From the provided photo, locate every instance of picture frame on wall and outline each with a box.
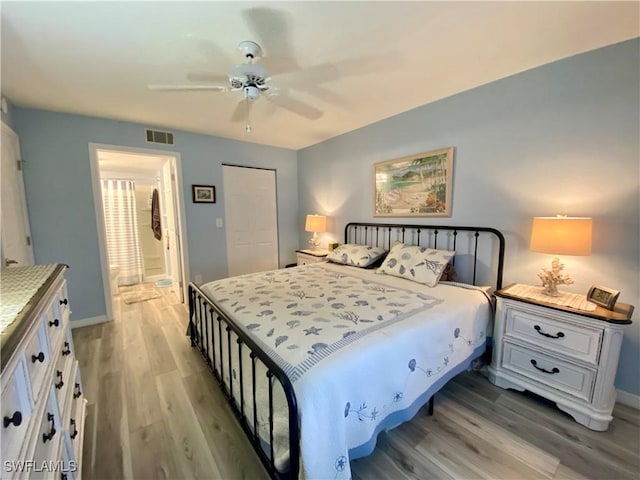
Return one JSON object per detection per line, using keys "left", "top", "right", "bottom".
{"left": 192, "top": 185, "right": 216, "bottom": 204}
{"left": 374, "top": 147, "right": 454, "bottom": 217}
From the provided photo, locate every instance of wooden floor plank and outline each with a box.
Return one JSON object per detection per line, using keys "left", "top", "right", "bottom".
{"left": 92, "top": 370, "right": 126, "bottom": 479}
{"left": 155, "top": 369, "right": 224, "bottom": 479}
{"left": 129, "top": 421, "right": 180, "bottom": 480}
{"left": 183, "top": 370, "right": 268, "bottom": 480}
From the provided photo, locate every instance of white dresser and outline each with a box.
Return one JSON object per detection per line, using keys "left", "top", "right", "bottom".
{"left": 487, "top": 285, "right": 633, "bottom": 431}
{"left": 1, "top": 264, "right": 86, "bottom": 479}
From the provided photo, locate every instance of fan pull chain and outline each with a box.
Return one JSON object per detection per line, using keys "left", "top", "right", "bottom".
{"left": 245, "top": 97, "right": 252, "bottom": 133}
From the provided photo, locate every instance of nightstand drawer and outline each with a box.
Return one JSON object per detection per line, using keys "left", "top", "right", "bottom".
{"left": 502, "top": 342, "right": 596, "bottom": 402}
{"left": 504, "top": 306, "right": 602, "bottom": 364}
{"left": 296, "top": 250, "right": 328, "bottom": 266}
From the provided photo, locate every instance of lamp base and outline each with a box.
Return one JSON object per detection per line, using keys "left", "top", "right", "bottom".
{"left": 537, "top": 257, "right": 573, "bottom": 297}
{"left": 308, "top": 232, "right": 320, "bottom": 250}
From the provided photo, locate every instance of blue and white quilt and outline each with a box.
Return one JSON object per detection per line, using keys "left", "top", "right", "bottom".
{"left": 201, "top": 262, "right": 491, "bottom": 480}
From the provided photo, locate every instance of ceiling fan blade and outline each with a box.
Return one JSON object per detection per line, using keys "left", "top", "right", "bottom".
{"left": 230, "top": 99, "right": 250, "bottom": 123}
{"left": 186, "top": 73, "right": 230, "bottom": 84}
{"left": 147, "top": 84, "right": 227, "bottom": 92}
{"left": 242, "top": 7, "right": 299, "bottom": 75}
{"left": 267, "top": 94, "right": 322, "bottom": 120}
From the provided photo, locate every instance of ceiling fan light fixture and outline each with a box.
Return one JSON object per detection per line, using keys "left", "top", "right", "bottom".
{"left": 243, "top": 85, "right": 260, "bottom": 100}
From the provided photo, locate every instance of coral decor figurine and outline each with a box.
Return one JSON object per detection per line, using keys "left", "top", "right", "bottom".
{"left": 538, "top": 257, "right": 573, "bottom": 297}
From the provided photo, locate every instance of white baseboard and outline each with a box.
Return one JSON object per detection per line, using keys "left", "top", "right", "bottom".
{"left": 616, "top": 389, "right": 640, "bottom": 410}
{"left": 70, "top": 315, "right": 109, "bottom": 329}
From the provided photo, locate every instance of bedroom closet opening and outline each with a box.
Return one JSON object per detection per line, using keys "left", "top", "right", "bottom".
{"left": 90, "top": 146, "right": 188, "bottom": 322}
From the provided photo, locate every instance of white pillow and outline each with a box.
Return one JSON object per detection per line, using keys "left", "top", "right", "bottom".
{"left": 376, "top": 243, "right": 455, "bottom": 287}
{"left": 326, "top": 244, "right": 388, "bottom": 268}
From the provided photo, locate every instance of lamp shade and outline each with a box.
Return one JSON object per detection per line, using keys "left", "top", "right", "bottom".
{"left": 530, "top": 216, "right": 592, "bottom": 256}
{"left": 305, "top": 214, "right": 327, "bottom": 233}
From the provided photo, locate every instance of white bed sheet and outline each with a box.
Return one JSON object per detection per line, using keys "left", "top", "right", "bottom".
{"left": 200, "top": 263, "right": 492, "bottom": 479}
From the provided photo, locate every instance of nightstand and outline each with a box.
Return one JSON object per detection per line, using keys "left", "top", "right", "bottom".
{"left": 487, "top": 284, "right": 633, "bottom": 431}
{"left": 296, "top": 249, "right": 329, "bottom": 266}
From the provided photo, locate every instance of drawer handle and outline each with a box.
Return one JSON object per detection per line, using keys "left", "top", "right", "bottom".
{"left": 73, "top": 382, "right": 82, "bottom": 399}
{"left": 534, "top": 325, "right": 565, "bottom": 339}
{"left": 62, "top": 342, "right": 71, "bottom": 356}
{"left": 60, "top": 298, "right": 68, "bottom": 306}
{"left": 70, "top": 418, "right": 78, "bottom": 439}
{"left": 530, "top": 359, "right": 560, "bottom": 375}
{"left": 49, "top": 318, "right": 59, "bottom": 327}
{"left": 3, "top": 411, "right": 22, "bottom": 428}
{"left": 55, "top": 370, "right": 64, "bottom": 389}
{"left": 42, "top": 413, "right": 56, "bottom": 443}
{"left": 32, "top": 351, "right": 45, "bottom": 363}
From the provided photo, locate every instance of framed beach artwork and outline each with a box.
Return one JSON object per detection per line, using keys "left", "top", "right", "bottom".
{"left": 373, "top": 147, "right": 454, "bottom": 217}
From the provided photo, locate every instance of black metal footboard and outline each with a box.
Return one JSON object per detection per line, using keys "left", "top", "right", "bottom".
{"left": 188, "top": 283, "right": 300, "bottom": 479}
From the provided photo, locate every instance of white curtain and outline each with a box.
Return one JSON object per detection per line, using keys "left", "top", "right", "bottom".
{"left": 101, "top": 179, "right": 143, "bottom": 286}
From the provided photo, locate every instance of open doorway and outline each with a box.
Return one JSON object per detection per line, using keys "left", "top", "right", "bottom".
{"left": 89, "top": 144, "right": 189, "bottom": 322}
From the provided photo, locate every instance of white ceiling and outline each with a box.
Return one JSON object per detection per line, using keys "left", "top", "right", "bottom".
{"left": 2, "top": 1, "right": 638, "bottom": 150}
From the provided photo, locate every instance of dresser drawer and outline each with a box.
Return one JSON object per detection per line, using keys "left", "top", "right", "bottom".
{"left": 31, "top": 386, "right": 63, "bottom": 477}
{"left": 25, "top": 320, "right": 53, "bottom": 402}
{"left": 41, "top": 304, "right": 64, "bottom": 354}
{"left": 502, "top": 342, "right": 596, "bottom": 402}
{"left": 68, "top": 366, "right": 85, "bottom": 463}
{"left": 52, "top": 331, "right": 74, "bottom": 412}
{"left": 1, "top": 358, "right": 33, "bottom": 465}
{"left": 504, "top": 306, "right": 602, "bottom": 364}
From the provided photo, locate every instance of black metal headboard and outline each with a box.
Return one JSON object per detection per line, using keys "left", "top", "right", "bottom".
{"left": 344, "top": 222, "right": 505, "bottom": 290}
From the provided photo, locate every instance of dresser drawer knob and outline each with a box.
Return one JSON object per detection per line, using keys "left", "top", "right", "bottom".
{"left": 49, "top": 318, "right": 59, "bottom": 327}
{"left": 62, "top": 342, "right": 71, "bottom": 356}
{"left": 3, "top": 411, "right": 22, "bottom": 428}
{"left": 70, "top": 418, "right": 78, "bottom": 439}
{"left": 534, "top": 325, "right": 565, "bottom": 339}
{"left": 73, "top": 382, "right": 82, "bottom": 399}
{"left": 530, "top": 359, "right": 560, "bottom": 375}
{"left": 42, "top": 413, "right": 56, "bottom": 443}
{"left": 55, "top": 370, "right": 64, "bottom": 389}
{"left": 31, "top": 351, "right": 45, "bottom": 363}
{"left": 60, "top": 298, "right": 68, "bottom": 306}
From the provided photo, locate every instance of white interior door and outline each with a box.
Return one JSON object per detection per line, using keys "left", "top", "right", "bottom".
{"left": 1, "top": 123, "right": 35, "bottom": 267}
{"left": 162, "top": 160, "right": 184, "bottom": 302}
{"left": 223, "top": 165, "right": 278, "bottom": 277}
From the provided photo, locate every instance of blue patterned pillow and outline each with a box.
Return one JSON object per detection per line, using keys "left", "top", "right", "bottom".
{"left": 376, "top": 243, "right": 455, "bottom": 287}
{"left": 326, "top": 244, "right": 388, "bottom": 268}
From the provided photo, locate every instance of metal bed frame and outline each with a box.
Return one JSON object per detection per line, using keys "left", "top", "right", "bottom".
{"left": 188, "top": 222, "right": 505, "bottom": 479}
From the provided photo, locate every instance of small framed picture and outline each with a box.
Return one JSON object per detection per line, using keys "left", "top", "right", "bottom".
{"left": 192, "top": 185, "right": 215, "bottom": 204}
{"left": 586, "top": 285, "right": 620, "bottom": 310}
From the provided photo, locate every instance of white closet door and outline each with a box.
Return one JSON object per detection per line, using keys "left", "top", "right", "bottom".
{"left": 223, "top": 165, "right": 278, "bottom": 277}
{"left": 1, "top": 123, "right": 35, "bottom": 267}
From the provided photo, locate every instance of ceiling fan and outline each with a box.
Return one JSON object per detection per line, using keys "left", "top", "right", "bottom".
{"left": 148, "top": 39, "right": 321, "bottom": 133}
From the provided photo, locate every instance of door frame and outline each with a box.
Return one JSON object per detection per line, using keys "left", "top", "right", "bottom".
{"left": 88, "top": 143, "right": 190, "bottom": 322}
{"left": 1, "top": 121, "right": 35, "bottom": 267}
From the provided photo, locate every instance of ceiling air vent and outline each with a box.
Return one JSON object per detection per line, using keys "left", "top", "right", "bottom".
{"left": 145, "top": 129, "right": 174, "bottom": 145}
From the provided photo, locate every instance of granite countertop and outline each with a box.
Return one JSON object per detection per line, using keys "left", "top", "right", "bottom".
{"left": 1, "top": 264, "right": 66, "bottom": 369}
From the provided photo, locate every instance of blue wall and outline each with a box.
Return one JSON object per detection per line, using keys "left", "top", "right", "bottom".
{"left": 11, "top": 111, "right": 298, "bottom": 322}
{"left": 298, "top": 39, "right": 640, "bottom": 396}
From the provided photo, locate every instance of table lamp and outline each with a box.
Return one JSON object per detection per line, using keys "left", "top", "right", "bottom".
{"left": 530, "top": 216, "right": 592, "bottom": 296}
{"left": 305, "top": 214, "right": 327, "bottom": 250}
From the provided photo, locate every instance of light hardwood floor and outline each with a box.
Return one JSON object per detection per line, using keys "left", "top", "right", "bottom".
{"left": 72, "top": 283, "right": 639, "bottom": 479}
